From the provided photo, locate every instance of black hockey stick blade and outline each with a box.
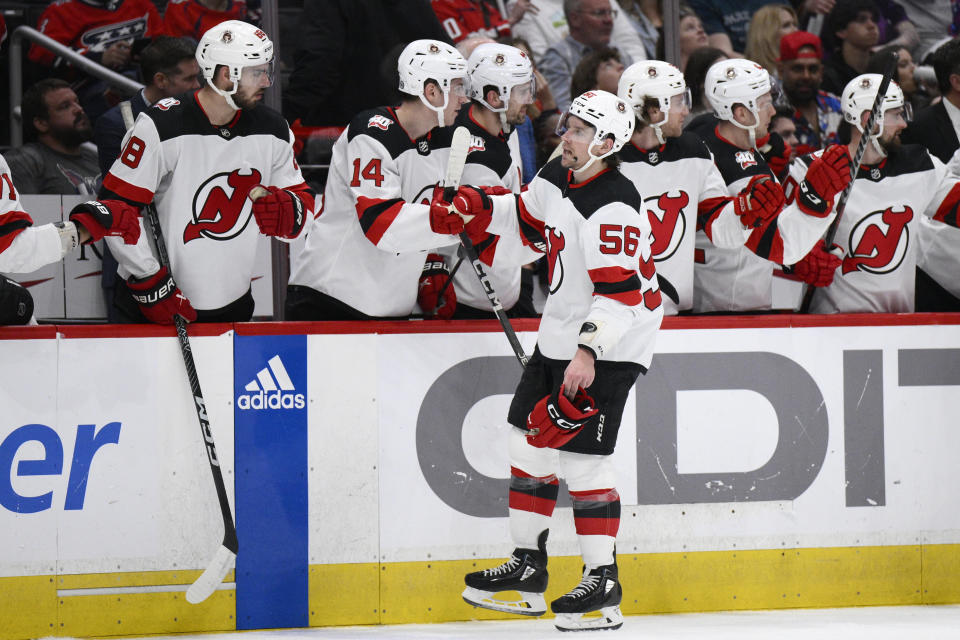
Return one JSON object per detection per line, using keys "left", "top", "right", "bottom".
{"left": 799, "top": 50, "right": 899, "bottom": 313}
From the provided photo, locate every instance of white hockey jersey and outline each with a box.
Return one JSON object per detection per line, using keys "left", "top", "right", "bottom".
{"left": 784, "top": 144, "right": 960, "bottom": 313}
{"left": 484, "top": 158, "right": 663, "bottom": 367}
{"left": 0, "top": 154, "right": 63, "bottom": 274}
{"left": 102, "top": 91, "right": 312, "bottom": 311}
{"left": 619, "top": 133, "right": 752, "bottom": 315}
{"left": 446, "top": 104, "right": 525, "bottom": 311}
{"left": 693, "top": 126, "right": 837, "bottom": 312}
{"left": 288, "top": 106, "right": 462, "bottom": 318}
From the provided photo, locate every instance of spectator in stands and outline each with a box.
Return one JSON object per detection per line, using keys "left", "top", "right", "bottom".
{"left": 686, "top": 0, "right": 789, "bottom": 57}
{"left": 769, "top": 105, "right": 799, "bottom": 178}
{"left": 540, "top": 0, "right": 637, "bottom": 110}
{"left": 6, "top": 79, "right": 99, "bottom": 195}
{"left": 777, "top": 31, "right": 843, "bottom": 156}
{"left": 92, "top": 36, "right": 199, "bottom": 322}
{"left": 283, "top": 0, "right": 450, "bottom": 127}
{"left": 508, "top": 0, "right": 646, "bottom": 65}
{"left": 432, "top": 0, "right": 536, "bottom": 43}
{"left": 682, "top": 46, "right": 727, "bottom": 124}
{"left": 616, "top": 0, "right": 660, "bottom": 59}
{"left": 164, "top": 0, "right": 248, "bottom": 44}
{"left": 895, "top": 0, "right": 951, "bottom": 63}
{"left": 901, "top": 37, "right": 960, "bottom": 312}
{"left": 28, "top": 0, "right": 165, "bottom": 121}
{"left": 867, "top": 44, "right": 930, "bottom": 112}
{"left": 744, "top": 4, "right": 799, "bottom": 76}
{"left": 654, "top": 5, "right": 709, "bottom": 72}
{"left": 820, "top": 0, "right": 914, "bottom": 94}
{"left": 570, "top": 47, "right": 625, "bottom": 98}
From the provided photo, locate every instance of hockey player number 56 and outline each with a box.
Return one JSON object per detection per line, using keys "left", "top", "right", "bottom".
{"left": 350, "top": 158, "right": 385, "bottom": 187}
{"left": 599, "top": 224, "right": 643, "bottom": 256}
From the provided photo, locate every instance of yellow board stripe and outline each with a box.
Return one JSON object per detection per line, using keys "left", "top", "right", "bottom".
{"left": 1, "top": 545, "right": 958, "bottom": 639}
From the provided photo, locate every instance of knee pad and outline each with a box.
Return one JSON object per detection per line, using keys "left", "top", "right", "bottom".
{"left": 509, "top": 427, "right": 559, "bottom": 478}
{"left": 0, "top": 275, "right": 34, "bottom": 325}
{"left": 559, "top": 452, "right": 616, "bottom": 492}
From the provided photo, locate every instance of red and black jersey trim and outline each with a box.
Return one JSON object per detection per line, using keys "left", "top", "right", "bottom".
{"left": 146, "top": 90, "right": 291, "bottom": 143}
{"left": 355, "top": 196, "right": 404, "bottom": 245}
{"left": 455, "top": 104, "right": 513, "bottom": 179}
{"left": 933, "top": 182, "right": 960, "bottom": 228}
{"left": 517, "top": 195, "right": 546, "bottom": 251}
{"left": 589, "top": 265, "right": 643, "bottom": 306}
{"left": 0, "top": 210, "right": 33, "bottom": 253}
{"left": 745, "top": 216, "right": 785, "bottom": 263}
{"left": 696, "top": 195, "right": 730, "bottom": 237}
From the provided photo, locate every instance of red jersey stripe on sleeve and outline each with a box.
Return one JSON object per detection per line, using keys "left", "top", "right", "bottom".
{"left": 0, "top": 210, "right": 33, "bottom": 253}
{"left": 933, "top": 183, "right": 960, "bottom": 227}
{"left": 517, "top": 195, "right": 546, "bottom": 250}
{"left": 101, "top": 173, "right": 154, "bottom": 205}
{"left": 697, "top": 196, "right": 730, "bottom": 240}
{"left": 588, "top": 265, "right": 643, "bottom": 305}
{"left": 355, "top": 196, "right": 405, "bottom": 246}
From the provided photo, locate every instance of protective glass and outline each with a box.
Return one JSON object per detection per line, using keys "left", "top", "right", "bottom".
{"left": 669, "top": 89, "right": 692, "bottom": 111}
{"left": 449, "top": 79, "right": 468, "bottom": 98}
{"left": 885, "top": 104, "right": 913, "bottom": 124}
{"left": 239, "top": 61, "right": 275, "bottom": 88}
{"left": 556, "top": 112, "right": 595, "bottom": 142}
{"left": 509, "top": 77, "right": 537, "bottom": 106}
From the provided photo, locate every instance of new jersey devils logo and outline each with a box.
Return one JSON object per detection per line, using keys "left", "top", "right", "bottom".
{"left": 184, "top": 169, "right": 262, "bottom": 243}
{"left": 545, "top": 225, "right": 565, "bottom": 293}
{"left": 841, "top": 206, "right": 914, "bottom": 275}
{"left": 646, "top": 190, "right": 689, "bottom": 261}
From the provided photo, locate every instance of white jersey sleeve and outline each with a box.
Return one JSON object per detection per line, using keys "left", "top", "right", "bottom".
{"left": 0, "top": 154, "right": 64, "bottom": 274}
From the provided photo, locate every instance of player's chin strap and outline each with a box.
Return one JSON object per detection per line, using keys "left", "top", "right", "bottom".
{"left": 421, "top": 92, "right": 449, "bottom": 128}
{"left": 728, "top": 110, "right": 760, "bottom": 150}
{"left": 210, "top": 79, "right": 241, "bottom": 110}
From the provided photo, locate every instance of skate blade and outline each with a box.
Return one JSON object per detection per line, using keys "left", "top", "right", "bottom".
{"left": 462, "top": 586, "right": 546, "bottom": 616}
{"left": 554, "top": 605, "right": 624, "bottom": 632}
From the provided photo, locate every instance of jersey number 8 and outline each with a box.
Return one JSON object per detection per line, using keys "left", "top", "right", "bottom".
{"left": 121, "top": 136, "right": 147, "bottom": 169}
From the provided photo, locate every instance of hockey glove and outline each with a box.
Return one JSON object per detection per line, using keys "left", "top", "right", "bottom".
{"left": 0, "top": 274, "right": 33, "bottom": 325}
{"left": 526, "top": 384, "right": 600, "bottom": 449}
{"left": 127, "top": 266, "right": 198, "bottom": 324}
{"left": 796, "top": 144, "right": 852, "bottom": 217}
{"left": 68, "top": 199, "right": 141, "bottom": 244}
{"left": 733, "top": 175, "right": 785, "bottom": 228}
{"left": 789, "top": 240, "right": 842, "bottom": 287}
{"left": 455, "top": 185, "right": 510, "bottom": 241}
{"left": 418, "top": 253, "right": 456, "bottom": 319}
{"left": 251, "top": 185, "right": 307, "bottom": 239}
{"left": 429, "top": 185, "right": 466, "bottom": 235}
{"left": 758, "top": 132, "right": 792, "bottom": 179}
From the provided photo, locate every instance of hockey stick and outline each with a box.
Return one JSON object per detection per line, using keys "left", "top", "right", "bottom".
{"left": 445, "top": 126, "right": 529, "bottom": 367}
{"left": 121, "top": 102, "right": 238, "bottom": 604}
{"left": 798, "top": 51, "right": 899, "bottom": 313}
{"left": 430, "top": 253, "right": 465, "bottom": 315}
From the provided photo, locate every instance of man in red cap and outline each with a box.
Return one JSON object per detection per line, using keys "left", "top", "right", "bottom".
{"left": 777, "top": 30, "right": 843, "bottom": 156}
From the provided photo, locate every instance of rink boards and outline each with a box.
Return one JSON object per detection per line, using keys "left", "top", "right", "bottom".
{"left": 0, "top": 315, "right": 959, "bottom": 639}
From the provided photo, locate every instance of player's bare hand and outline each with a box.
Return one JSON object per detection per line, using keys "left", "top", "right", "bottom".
{"left": 562, "top": 348, "right": 596, "bottom": 398}
{"left": 102, "top": 40, "right": 132, "bottom": 69}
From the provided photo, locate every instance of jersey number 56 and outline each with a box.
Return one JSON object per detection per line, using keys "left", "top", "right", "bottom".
{"left": 599, "top": 224, "right": 644, "bottom": 256}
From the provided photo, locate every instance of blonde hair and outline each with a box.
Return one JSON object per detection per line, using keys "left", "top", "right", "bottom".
{"left": 744, "top": 4, "right": 798, "bottom": 76}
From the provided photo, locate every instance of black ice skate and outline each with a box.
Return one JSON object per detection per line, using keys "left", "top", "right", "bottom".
{"left": 462, "top": 530, "right": 549, "bottom": 616}
{"left": 551, "top": 563, "right": 623, "bottom": 632}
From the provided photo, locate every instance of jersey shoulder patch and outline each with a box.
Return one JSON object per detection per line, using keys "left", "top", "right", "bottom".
{"left": 347, "top": 107, "right": 415, "bottom": 159}
{"left": 455, "top": 110, "right": 513, "bottom": 179}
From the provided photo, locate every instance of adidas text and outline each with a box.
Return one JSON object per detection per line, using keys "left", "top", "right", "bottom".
{"left": 237, "top": 390, "right": 305, "bottom": 410}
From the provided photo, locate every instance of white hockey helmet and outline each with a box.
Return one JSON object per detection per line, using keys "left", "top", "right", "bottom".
{"left": 705, "top": 59, "right": 773, "bottom": 148}
{"left": 841, "top": 73, "right": 910, "bottom": 157}
{"left": 617, "top": 60, "right": 690, "bottom": 145}
{"left": 398, "top": 39, "right": 468, "bottom": 127}
{"left": 466, "top": 43, "right": 535, "bottom": 116}
{"left": 196, "top": 20, "right": 274, "bottom": 110}
{"left": 558, "top": 90, "right": 634, "bottom": 172}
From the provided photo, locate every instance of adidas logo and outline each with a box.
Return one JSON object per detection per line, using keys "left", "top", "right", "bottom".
{"left": 237, "top": 355, "right": 306, "bottom": 410}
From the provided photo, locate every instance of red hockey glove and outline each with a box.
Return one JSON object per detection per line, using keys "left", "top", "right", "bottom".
{"left": 251, "top": 185, "right": 307, "bottom": 239}
{"left": 454, "top": 185, "right": 510, "bottom": 241}
{"left": 790, "top": 240, "right": 842, "bottom": 287}
{"left": 429, "top": 185, "right": 465, "bottom": 235}
{"left": 733, "top": 175, "right": 785, "bottom": 228}
{"left": 526, "top": 384, "right": 600, "bottom": 449}
{"left": 127, "top": 266, "right": 198, "bottom": 324}
{"left": 759, "top": 132, "right": 792, "bottom": 178}
{"left": 797, "top": 144, "right": 852, "bottom": 217}
{"left": 68, "top": 199, "right": 141, "bottom": 244}
{"left": 418, "top": 253, "right": 456, "bottom": 319}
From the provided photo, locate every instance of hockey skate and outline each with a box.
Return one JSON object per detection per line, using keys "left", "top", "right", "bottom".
{"left": 462, "top": 531, "right": 549, "bottom": 616}
{"left": 551, "top": 563, "right": 623, "bottom": 632}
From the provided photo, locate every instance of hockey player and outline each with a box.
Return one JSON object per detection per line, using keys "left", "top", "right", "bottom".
{"left": 420, "top": 42, "right": 535, "bottom": 319}
{"left": 616, "top": 60, "right": 791, "bottom": 315}
{"left": 286, "top": 39, "right": 474, "bottom": 320}
{"left": 693, "top": 59, "right": 854, "bottom": 312}
{"left": 785, "top": 73, "right": 960, "bottom": 313}
{"left": 0, "top": 153, "right": 141, "bottom": 324}
{"left": 452, "top": 90, "right": 661, "bottom": 632}
{"left": 96, "top": 21, "right": 314, "bottom": 324}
